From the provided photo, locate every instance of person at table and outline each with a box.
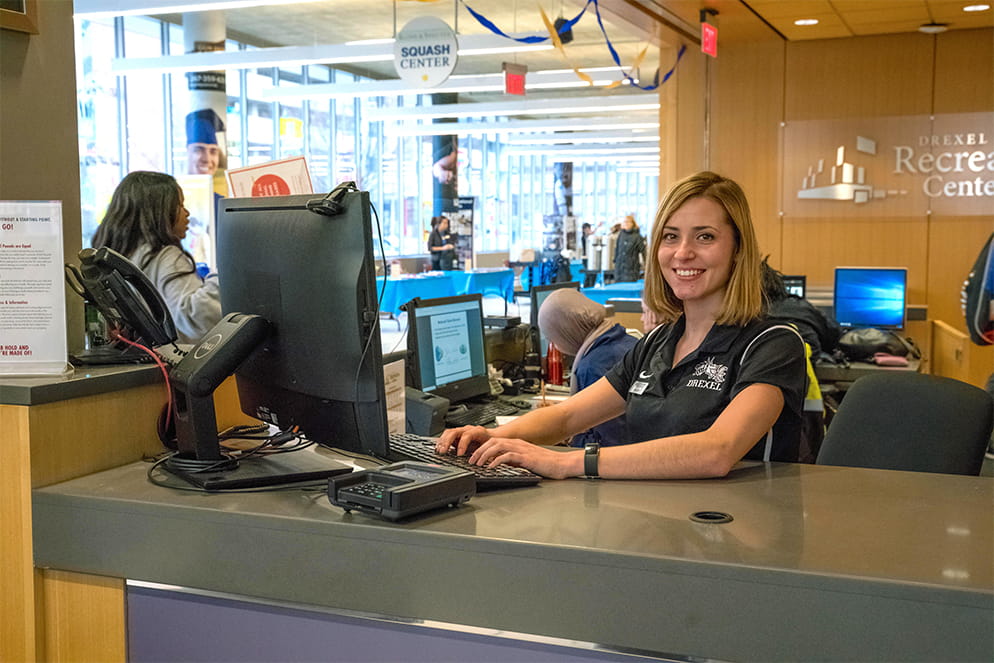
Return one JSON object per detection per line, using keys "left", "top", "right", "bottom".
{"left": 436, "top": 171, "right": 807, "bottom": 479}
{"left": 427, "top": 216, "right": 455, "bottom": 271}
{"left": 537, "top": 288, "right": 637, "bottom": 447}
{"left": 91, "top": 171, "right": 222, "bottom": 344}
{"left": 613, "top": 214, "right": 646, "bottom": 283}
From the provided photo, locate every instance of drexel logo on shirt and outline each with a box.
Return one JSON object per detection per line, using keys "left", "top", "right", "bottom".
{"left": 687, "top": 357, "right": 728, "bottom": 391}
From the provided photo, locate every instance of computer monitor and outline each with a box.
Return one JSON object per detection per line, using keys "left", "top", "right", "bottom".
{"left": 833, "top": 267, "right": 907, "bottom": 330}
{"left": 530, "top": 281, "right": 580, "bottom": 358}
{"left": 782, "top": 275, "right": 806, "bottom": 299}
{"left": 406, "top": 293, "right": 490, "bottom": 405}
{"left": 217, "top": 187, "right": 390, "bottom": 459}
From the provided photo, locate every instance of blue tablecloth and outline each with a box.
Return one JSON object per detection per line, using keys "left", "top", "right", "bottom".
{"left": 449, "top": 268, "right": 515, "bottom": 302}
{"left": 582, "top": 281, "right": 644, "bottom": 305}
{"left": 376, "top": 274, "right": 456, "bottom": 315}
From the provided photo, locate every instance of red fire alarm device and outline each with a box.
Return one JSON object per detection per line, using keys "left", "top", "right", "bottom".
{"left": 503, "top": 62, "right": 527, "bottom": 96}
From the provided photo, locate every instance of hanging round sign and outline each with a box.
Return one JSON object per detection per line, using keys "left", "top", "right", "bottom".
{"left": 393, "top": 16, "right": 458, "bottom": 88}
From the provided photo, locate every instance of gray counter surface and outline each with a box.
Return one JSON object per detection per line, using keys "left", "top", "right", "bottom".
{"left": 0, "top": 363, "right": 161, "bottom": 405}
{"left": 33, "top": 457, "right": 993, "bottom": 661}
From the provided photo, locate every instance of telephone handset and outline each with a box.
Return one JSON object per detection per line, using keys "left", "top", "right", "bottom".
{"left": 65, "top": 247, "right": 178, "bottom": 348}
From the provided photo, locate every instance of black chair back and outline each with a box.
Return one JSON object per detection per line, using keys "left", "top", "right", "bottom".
{"left": 816, "top": 372, "right": 993, "bottom": 475}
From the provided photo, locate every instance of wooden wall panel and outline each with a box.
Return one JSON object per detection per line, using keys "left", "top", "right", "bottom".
{"left": 670, "top": 46, "right": 707, "bottom": 183}
{"left": 781, "top": 216, "right": 930, "bottom": 296}
{"left": 784, "top": 33, "right": 934, "bottom": 120}
{"left": 41, "top": 571, "right": 125, "bottom": 663}
{"left": 933, "top": 28, "right": 994, "bottom": 114}
{"left": 0, "top": 406, "right": 37, "bottom": 663}
{"left": 710, "top": 37, "right": 786, "bottom": 265}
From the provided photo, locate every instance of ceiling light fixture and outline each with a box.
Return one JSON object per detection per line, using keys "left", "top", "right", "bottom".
{"left": 504, "top": 130, "right": 659, "bottom": 145}
{"left": 75, "top": 0, "right": 326, "bottom": 18}
{"left": 384, "top": 116, "right": 659, "bottom": 137}
{"left": 962, "top": 4, "right": 990, "bottom": 11}
{"left": 367, "top": 94, "right": 660, "bottom": 122}
{"left": 110, "top": 33, "right": 552, "bottom": 75}
{"left": 794, "top": 19, "right": 819, "bottom": 26}
{"left": 264, "top": 70, "right": 630, "bottom": 101}
{"left": 918, "top": 22, "right": 949, "bottom": 34}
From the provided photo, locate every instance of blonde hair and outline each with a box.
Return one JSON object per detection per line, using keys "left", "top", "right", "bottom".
{"left": 643, "top": 171, "right": 763, "bottom": 326}
{"left": 623, "top": 214, "right": 638, "bottom": 231}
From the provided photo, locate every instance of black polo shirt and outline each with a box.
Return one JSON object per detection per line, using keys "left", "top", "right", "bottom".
{"left": 604, "top": 316, "right": 806, "bottom": 462}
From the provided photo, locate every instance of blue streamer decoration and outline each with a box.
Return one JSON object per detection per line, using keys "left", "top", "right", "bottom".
{"left": 460, "top": 0, "right": 592, "bottom": 43}
{"left": 458, "top": 0, "right": 685, "bottom": 92}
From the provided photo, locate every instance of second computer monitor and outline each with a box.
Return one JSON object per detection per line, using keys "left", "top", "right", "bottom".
{"left": 782, "top": 275, "right": 806, "bottom": 299}
{"left": 833, "top": 266, "right": 907, "bottom": 330}
{"left": 530, "top": 281, "right": 580, "bottom": 358}
{"left": 407, "top": 294, "right": 490, "bottom": 405}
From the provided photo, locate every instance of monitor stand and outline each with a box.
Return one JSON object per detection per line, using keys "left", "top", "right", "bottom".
{"left": 163, "top": 313, "right": 353, "bottom": 490}
{"left": 164, "top": 452, "right": 352, "bottom": 490}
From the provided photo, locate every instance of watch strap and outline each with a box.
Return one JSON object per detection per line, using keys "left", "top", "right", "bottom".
{"left": 584, "top": 443, "right": 600, "bottom": 478}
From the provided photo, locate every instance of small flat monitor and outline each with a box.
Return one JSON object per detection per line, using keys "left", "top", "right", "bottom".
{"left": 406, "top": 293, "right": 490, "bottom": 405}
{"left": 218, "top": 188, "right": 390, "bottom": 459}
{"left": 530, "top": 281, "right": 580, "bottom": 358}
{"left": 782, "top": 275, "right": 806, "bottom": 299}
{"left": 833, "top": 267, "right": 907, "bottom": 330}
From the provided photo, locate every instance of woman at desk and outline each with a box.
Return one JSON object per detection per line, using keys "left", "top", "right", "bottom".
{"left": 427, "top": 216, "right": 455, "bottom": 271}
{"left": 91, "top": 171, "right": 221, "bottom": 344}
{"left": 537, "top": 288, "right": 637, "bottom": 447}
{"left": 437, "top": 171, "right": 807, "bottom": 479}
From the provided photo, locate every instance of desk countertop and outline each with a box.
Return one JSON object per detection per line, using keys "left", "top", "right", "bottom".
{"left": 0, "top": 363, "right": 161, "bottom": 406}
{"left": 32, "top": 458, "right": 993, "bottom": 661}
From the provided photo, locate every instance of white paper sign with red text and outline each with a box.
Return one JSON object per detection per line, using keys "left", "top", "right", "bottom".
{"left": 0, "top": 200, "right": 68, "bottom": 375}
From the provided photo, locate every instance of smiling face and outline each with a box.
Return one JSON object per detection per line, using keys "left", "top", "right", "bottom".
{"left": 187, "top": 142, "right": 220, "bottom": 175}
{"left": 656, "top": 196, "right": 738, "bottom": 316}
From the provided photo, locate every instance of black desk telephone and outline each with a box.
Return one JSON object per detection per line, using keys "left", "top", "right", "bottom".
{"left": 65, "top": 248, "right": 280, "bottom": 486}
{"left": 65, "top": 246, "right": 178, "bottom": 357}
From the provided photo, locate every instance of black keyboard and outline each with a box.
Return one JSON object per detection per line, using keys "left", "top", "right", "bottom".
{"left": 444, "top": 400, "right": 521, "bottom": 427}
{"left": 388, "top": 433, "right": 541, "bottom": 490}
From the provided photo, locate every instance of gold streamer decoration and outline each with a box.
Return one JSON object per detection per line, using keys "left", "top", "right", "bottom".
{"left": 538, "top": 4, "right": 593, "bottom": 86}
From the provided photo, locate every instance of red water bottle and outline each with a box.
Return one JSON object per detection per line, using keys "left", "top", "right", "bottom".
{"left": 547, "top": 341, "right": 563, "bottom": 386}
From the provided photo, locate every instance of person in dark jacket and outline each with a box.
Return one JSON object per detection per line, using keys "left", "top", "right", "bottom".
{"left": 427, "top": 216, "right": 455, "bottom": 270}
{"left": 760, "top": 257, "right": 840, "bottom": 358}
{"left": 613, "top": 215, "right": 645, "bottom": 282}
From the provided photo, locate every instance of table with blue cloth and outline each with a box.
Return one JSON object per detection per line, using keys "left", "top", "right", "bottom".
{"left": 449, "top": 268, "right": 515, "bottom": 302}
{"left": 376, "top": 273, "right": 456, "bottom": 316}
{"left": 582, "top": 280, "right": 644, "bottom": 305}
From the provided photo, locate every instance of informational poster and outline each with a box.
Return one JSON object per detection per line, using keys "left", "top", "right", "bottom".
{"left": 443, "top": 196, "right": 475, "bottom": 270}
{"left": 174, "top": 173, "right": 215, "bottom": 269}
{"left": 226, "top": 156, "right": 313, "bottom": 199}
{"left": 430, "top": 311, "right": 471, "bottom": 383}
{"left": 0, "top": 201, "right": 69, "bottom": 375}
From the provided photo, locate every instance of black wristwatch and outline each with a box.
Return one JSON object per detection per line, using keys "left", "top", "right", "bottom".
{"left": 583, "top": 442, "right": 600, "bottom": 478}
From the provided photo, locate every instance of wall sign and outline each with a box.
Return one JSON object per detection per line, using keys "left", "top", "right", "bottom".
{"left": 393, "top": 16, "right": 458, "bottom": 88}
{"left": 784, "top": 112, "right": 994, "bottom": 217}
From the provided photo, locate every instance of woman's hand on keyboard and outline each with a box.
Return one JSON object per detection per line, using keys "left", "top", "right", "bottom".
{"left": 468, "top": 438, "right": 582, "bottom": 480}
{"left": 436, "top": 425, "right": 491, "bottom": 457}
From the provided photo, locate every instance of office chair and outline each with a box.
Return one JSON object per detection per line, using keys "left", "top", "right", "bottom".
{"left": 816, "top": 372, "right": 993, "bottom": 476}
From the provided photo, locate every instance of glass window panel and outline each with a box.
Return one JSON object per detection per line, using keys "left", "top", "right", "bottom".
{"left": 122, "top": 17, "right": 166, "bottom": 173}
{"left": 76, "top": 16, "right": 122, "bottom": 247}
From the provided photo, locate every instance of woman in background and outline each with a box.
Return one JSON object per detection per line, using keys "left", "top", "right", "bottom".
{"left": 427, "top": 216, "right": 455, "bottom": 270}
{"left": 537, "top": 288, "right": 637, "bottom": 447}
{"left": 613, "top": 215, "right": 646, "bottom": 283}
{"left": 91, "top": 171, "right": 221, "bottom": 344}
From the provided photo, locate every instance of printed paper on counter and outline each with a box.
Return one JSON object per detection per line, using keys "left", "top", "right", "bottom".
{"left": 0, "top": 201, "right": 69, "bottom": 375}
